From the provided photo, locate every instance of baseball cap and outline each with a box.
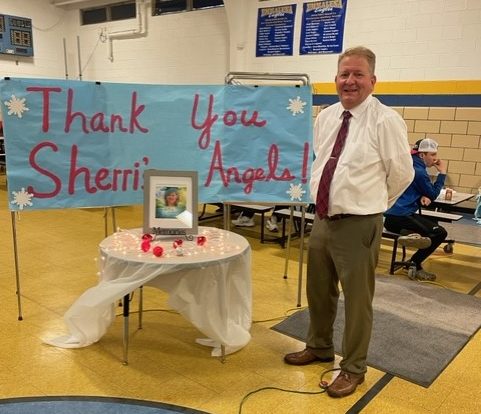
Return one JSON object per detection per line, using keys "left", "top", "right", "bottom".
{"left": 412, "top": 138, "right": 438, "bottom": 154}
{"left": 164, "top": 187, "right": 178, "bottom": 196}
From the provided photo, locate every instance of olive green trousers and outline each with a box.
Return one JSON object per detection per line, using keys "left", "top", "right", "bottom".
{"left": 306, "top": 213, "right": 383, "bottom": 374}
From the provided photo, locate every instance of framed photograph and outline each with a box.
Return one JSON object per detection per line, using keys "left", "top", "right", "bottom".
{"left": 143, "top": 169, "right": 198, "bottom": 236}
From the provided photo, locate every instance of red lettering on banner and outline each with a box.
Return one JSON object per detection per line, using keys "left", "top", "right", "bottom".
{"left": 68, "top": 147, "right": 148, "bottom": 193}
{"left": 191, "top": 93, "right": 267, "bottom": 149}
{"left": 26, "top": 87, "right": 62, "bottom": 132}
{"left": 95, "top": 168, "right": 112, "bottom": 191}
{"left": 191, "top": 94, "right": 218, "bottom": 149}
{"left": 265, "top": 144, "right": 295, "bottom": 181}
{"left": 204, "top": 140, "right": 295, "bottom": 193}
{"left": 223, "top": 111, "right": 237, "bottom": 126}
{"left": 91, "top": 113, "right": 111, "bottom": 132}
{"left": 27, "top": 141, "right": 62, "bottom": 197}
{"left": 27, "top": 86, "right": 149, "bottom": 134}
{"left": 26, "top": 142, "right": 149, "bottom": 197}
{"left": 64, "top": 88, "right": 148, "bottom": 134}
{"left": 68, "top": 145, "right": 98, "bottom": 193}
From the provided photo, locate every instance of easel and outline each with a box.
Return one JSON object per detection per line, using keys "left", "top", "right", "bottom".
{"left": 224, "top": 72, "right": 311, "bottom": 307}
{"left": 224, "top": 202, "right": 308, "bottom": 307}
{"left": 8, "top": 34, "right": 120, "bottom": 320}
{"left": 10, "top": 207, "right": 118, "bottom": 320}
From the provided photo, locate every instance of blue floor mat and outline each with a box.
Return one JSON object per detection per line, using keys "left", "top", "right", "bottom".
{"left": 0, "top": 397, "right": 210, "bottom": 414}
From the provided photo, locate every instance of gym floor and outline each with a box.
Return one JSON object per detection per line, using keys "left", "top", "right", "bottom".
{"left": 1, "top": 175, "right": 480, "bottom": 413}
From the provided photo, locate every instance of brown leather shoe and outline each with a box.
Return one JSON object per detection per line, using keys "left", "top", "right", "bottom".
{"left": 284, "top": 348, "right": 334, "bottom": 365}
{"left": 325, "top": 370, "right": 365, "bottom": 398}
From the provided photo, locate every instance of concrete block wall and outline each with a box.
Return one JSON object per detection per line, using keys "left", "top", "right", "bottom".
{"left": 313, "top": 105, "right": 481, "bottom": 195}
{"left": 401, "top": 106, "right": 481, "bottom": 194}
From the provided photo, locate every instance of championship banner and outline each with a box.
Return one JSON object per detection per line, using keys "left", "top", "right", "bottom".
{"left": 0, "top": 78, "right": 312, "bottom": 211}
{"left": 300, "top": 0, "right": 348, "bottom": 55}
{"left": 256, "top": 4, "right": 297, "bottom": 57}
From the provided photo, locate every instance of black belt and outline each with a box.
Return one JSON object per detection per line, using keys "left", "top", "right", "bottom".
{"left": 325, "top": 214, "right": 353, "bottom": 221}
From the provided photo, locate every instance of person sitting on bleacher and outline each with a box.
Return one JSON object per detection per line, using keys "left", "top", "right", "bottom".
{"left": 231, "top": 210, "right": 256, "bottom": 227}
{"left": 232, "top": 206, "right": 284, "bottom": 231}
{"left": 384, "top": 138, "right": 448, "bottom": 281}
{"left": 265, "top": 206, "right": 286, "bottom": 232}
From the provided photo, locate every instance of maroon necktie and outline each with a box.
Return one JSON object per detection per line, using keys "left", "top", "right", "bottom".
{"left": 316, "top": 110, "right": 352, "bottom": 219}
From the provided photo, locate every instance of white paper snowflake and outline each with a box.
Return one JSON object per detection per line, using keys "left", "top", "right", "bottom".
{"left": 11, "top": 187, "right": 34, "bottom": 210}
{"left": 286, "top": 96, "right": 306, "bottom": 116}
{"left": 286, "top": 183, "right": 306, "bottom": 201}
{"left": 4, "top": 95, "right": 29, "bottom": 118}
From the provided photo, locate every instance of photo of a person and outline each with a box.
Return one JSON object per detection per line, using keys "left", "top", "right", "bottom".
{"left": 155, "top": 186, "right": 187, "bottom": 218}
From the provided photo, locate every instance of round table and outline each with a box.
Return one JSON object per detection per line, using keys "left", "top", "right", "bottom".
{"left": 45, "top": 227, "right": 252, "bottom": 361}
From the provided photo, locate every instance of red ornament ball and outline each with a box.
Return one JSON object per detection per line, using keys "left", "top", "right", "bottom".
{"left": 196, "top": 235, "right": 207, "bottom": 246}
{"left": 142, "top": 234, "right": 153, "bottom": 241}
{"left": 173, "top": 239, "right": 184, "bottom": 248}
{"left": 141, "top": 240, "right": 151, "bottom": 252}
{"left": 153, "top": 246, "right": 164, "bottom": 257}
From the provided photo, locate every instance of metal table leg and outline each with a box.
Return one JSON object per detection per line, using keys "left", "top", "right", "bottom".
{"left": 122, "top": 293, "right": 130, "bottom": 365}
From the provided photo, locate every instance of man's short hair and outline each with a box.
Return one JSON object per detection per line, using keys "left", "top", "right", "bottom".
{"left": 338, "top": 46, "right": 376, "bottom": 75}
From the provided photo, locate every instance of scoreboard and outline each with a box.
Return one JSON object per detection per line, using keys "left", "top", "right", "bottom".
{"left": 0, "top": 14, "right": 34, "bottom": 57}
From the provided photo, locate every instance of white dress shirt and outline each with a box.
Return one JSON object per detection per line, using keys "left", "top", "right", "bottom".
{"left": 310, "top": 95, "right": 414, "bottom": 216}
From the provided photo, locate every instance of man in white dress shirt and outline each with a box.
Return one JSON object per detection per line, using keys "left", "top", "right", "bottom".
{"left": 284, "top": 46, "right": 414, "bottom": 398}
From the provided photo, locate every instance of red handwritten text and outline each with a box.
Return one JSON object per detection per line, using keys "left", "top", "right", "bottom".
{"left": 27, "top": 141, "right": 149, "bottom": 198}
{"left": 204, "top": 140, "right": 295, "bottom": 193}
{"left": 191, "top": 93, "right": 267, "bottom": 149}
{"left": 26, "top": 87, "right": 149, "bottom": 134}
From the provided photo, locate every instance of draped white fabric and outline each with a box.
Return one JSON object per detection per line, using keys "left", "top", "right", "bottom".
{"left": 45, "top": 227, "right": 252, "bottom": 356}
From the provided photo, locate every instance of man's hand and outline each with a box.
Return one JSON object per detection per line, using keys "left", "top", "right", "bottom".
{"left": 434, "top": 159, "right": 447, "bottom": 174}
{"left": 420, "top": 196, "right": 431, "bottom": 206}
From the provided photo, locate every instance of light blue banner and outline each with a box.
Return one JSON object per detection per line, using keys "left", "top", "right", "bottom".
{"left": 1, "top": 78, "right": 312, "bottom": 211}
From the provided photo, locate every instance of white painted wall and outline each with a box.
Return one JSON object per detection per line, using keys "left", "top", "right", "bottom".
{"left": 71, "top": 2, "right": 229, "bottom": 84}
{"left": 227, "top": 0, "right": 481, "bottom": 82}
{"left": 1, "top": 0, "right": 229, "bottom": 84}
{"left": 0, "top": 0, "right": 68, "bottom": 79}
{"left": 1, "top": 0, "right": 480, "bottom": 84}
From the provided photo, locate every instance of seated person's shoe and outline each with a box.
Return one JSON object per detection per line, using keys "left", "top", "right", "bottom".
{"left": 415, "top": 268, "right": 436, "bottom": 281}
{"left": 231, "top": 213, "right": 255, "bottom": 227}
{"left": 284, "top": 348, "right": 334, "bottom": 365}
{"left": 398, "top": 233, "right": 431, "bottom": 249}
{"left": 265, "top": 218, "right": 278, "bottom": 232}
{"left": 325, "top": 370, "right": 365, "bottom": 398}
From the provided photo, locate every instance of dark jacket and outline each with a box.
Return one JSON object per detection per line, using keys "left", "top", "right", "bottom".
{"left": 385, "top": 154, "right": 446, "bottom": 216}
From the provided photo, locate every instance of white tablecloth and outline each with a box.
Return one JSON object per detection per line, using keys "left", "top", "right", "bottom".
{"left": 45, "top": 227, "right": 252, "bottom": 356}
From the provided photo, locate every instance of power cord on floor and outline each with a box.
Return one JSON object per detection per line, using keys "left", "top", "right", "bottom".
{"left": 252, "top": 306, "right": 307, "bottom": 324}
{"left": 238, "top": 386, "right": 325, "bottom": 414}
{"left": 416, "top": 279, "right": 449, "bottom": 288}
{"left": 400, "top": 273, "right": 450, "bottom": 289}
{"left": 115, "top": 304, "right": 305, "bottom": 321}
{"left": 238, "top": 367, "right": 340, "bottom": 413}
{"left": 319, "top": 367, "right": 341, "bottom": 388}
{"left": 398, "top": 271, "right": 451, "bottom": 289}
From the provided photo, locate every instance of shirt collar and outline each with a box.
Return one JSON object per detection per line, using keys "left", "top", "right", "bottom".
{"left": 339, "top": 94, "right": 373, "bottom": 119}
